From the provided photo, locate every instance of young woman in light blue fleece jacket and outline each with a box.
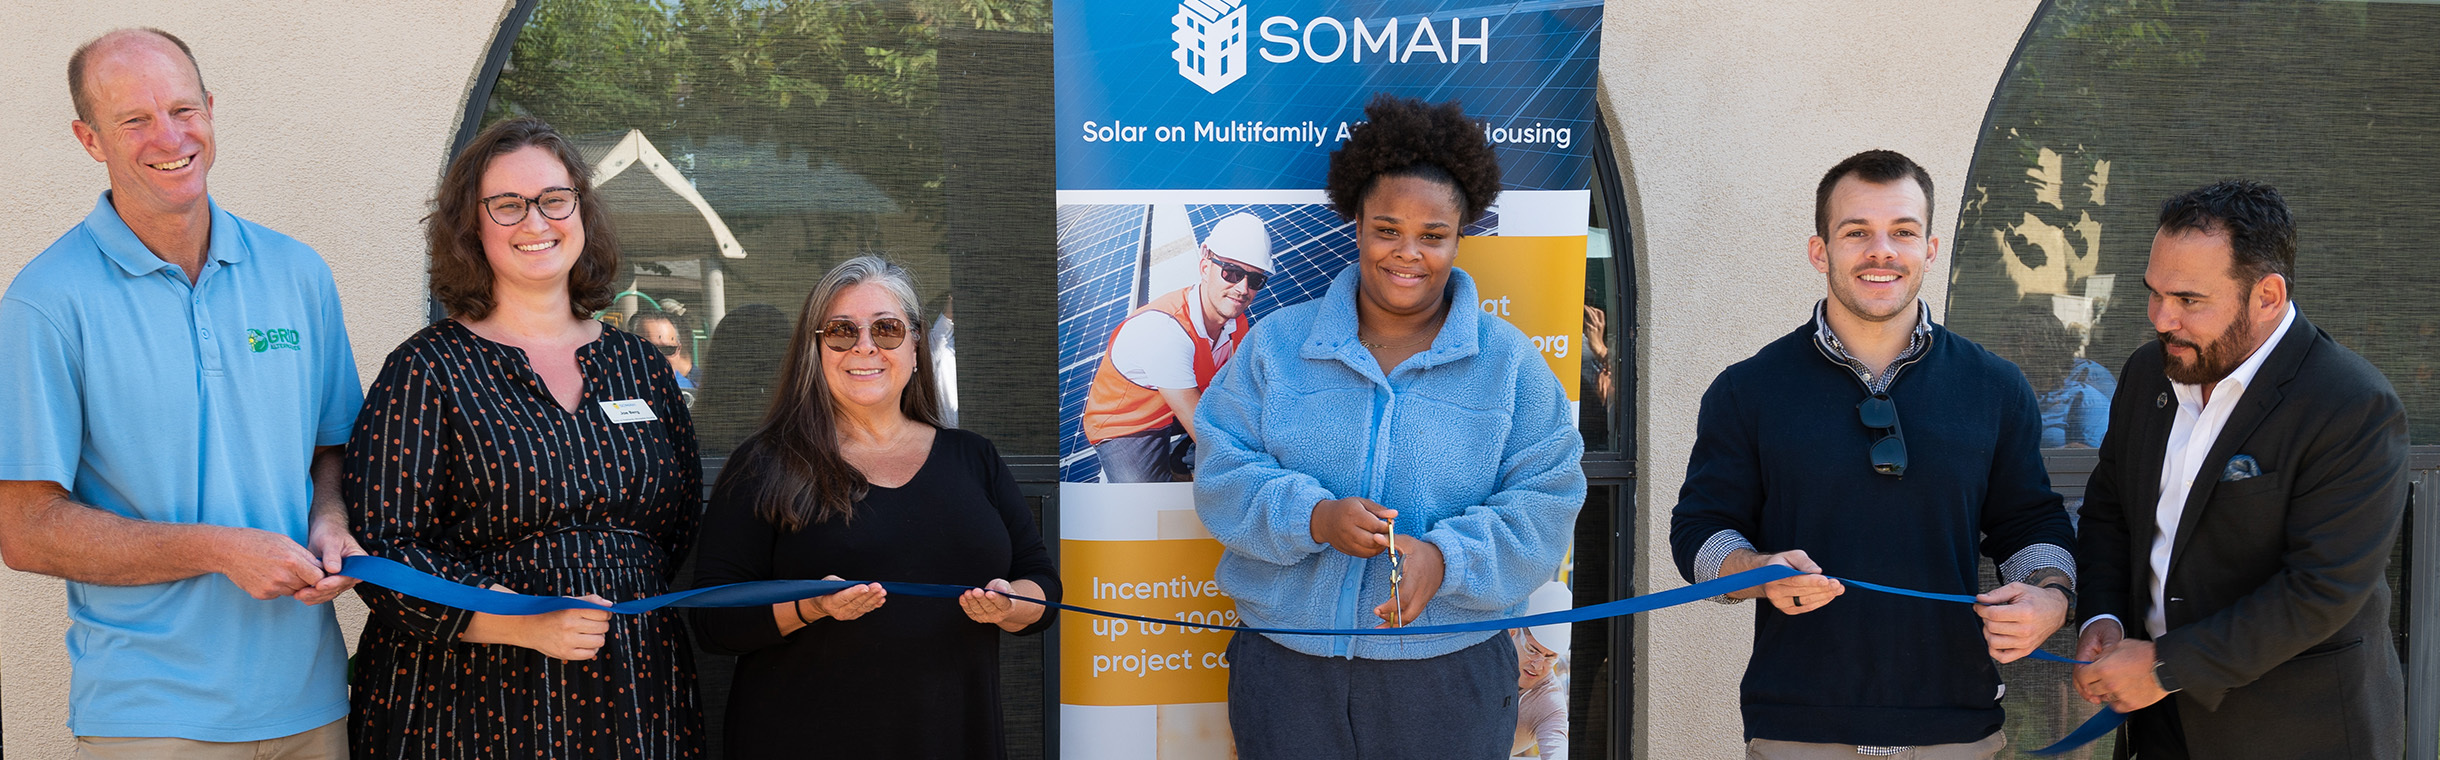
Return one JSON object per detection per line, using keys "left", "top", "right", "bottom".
{"left": 1193, "top": 95, "right": 1587, "bottom": 759}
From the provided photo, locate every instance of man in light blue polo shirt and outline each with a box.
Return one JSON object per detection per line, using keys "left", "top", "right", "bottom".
{"left": 0, "top": 28, "right": 363, "bottom": 758}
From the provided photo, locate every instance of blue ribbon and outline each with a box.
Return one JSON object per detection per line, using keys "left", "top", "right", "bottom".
{"left": 343, "top": 555, "right": 1804, "bottom": 636}
{"left": 2026, "top": 707, "right": 2128, "bottom": 756}
{"left": 1834, "top": 573, "right": 2124, "bottom": 754}
{"left": 1834, "top": 577, "right": 2084, "bottom": 666}
{"left": 338, "top": 555, "right": 2121, "bottom": 752}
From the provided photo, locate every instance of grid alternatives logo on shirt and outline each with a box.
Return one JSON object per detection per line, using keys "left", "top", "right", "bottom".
{"left": 1172, "top": 0, "right": 1249, "bottom": 93}
{"left": 247, "top": 328, "right": 302, "bottom": 353}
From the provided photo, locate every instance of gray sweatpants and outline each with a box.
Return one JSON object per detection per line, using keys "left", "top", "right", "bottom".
{"left": 1226, "top": 631, "right": 1518, "bottom": 760}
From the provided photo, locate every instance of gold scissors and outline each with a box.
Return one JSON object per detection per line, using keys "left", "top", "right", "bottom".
{"left": 1386, "top": 515, "right": 1404, "bottom": 628}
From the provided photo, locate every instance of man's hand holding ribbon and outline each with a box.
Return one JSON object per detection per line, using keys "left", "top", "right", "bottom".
{"left": 1717, "top": 548, "right": 1844, "bottom": 614}
{"left": 1975, "top": 578, "right": 2071, "bottom": 663}
{"left": 2071, "top": 619, "right": 2170, "bottom": 712}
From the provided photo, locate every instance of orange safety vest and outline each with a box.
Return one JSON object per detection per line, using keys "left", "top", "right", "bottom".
{"left": 1082, "top": 286, "right": 1246, "bottom": 444}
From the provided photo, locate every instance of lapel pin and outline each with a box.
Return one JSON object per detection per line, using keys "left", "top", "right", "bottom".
{"left": 2157, "top": 392, "right": 2169, "bottom": 408}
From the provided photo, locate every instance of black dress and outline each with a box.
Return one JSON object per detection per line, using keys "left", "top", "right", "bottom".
{"left": 345, "top": 320, "right": 705, "bottom": 759}
{"left": 690, "top": 428, "right": 1059, "bottom": 759}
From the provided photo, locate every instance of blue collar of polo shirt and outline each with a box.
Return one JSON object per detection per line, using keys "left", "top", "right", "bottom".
{"left": 84, "top": 190, "right": 248, "bottom": 277}
{"left": 1300, "top": 261, "right": 1484, "bottom": 371}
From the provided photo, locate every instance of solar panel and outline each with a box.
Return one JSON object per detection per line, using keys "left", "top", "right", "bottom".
{"left": 1056, "top": 204, "right": 1151, "bottom": 481}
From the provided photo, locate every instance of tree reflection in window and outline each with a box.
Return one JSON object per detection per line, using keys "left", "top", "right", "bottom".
{"left": 1948, "top": 0, "right": 2440, "bottom": 449}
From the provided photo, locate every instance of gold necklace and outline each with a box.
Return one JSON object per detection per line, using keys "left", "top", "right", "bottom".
{"left": 1358, "top": 331, "right": 1434, "bottom": 350}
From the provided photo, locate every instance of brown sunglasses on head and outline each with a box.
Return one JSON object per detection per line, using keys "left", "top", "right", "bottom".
{"left": 818, "top": 318, "right": 912, "bottom": 351}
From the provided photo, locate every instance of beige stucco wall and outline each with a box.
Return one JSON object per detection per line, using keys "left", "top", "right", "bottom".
{"left": 0, "top": 2, "right": 511, "bottom": 756}
{"left": 1602, "top": 2, "right": 2041, "bottom": 757}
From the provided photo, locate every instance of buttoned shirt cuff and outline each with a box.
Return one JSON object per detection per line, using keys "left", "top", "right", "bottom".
{"left": 1998, "top": 542, "right": 2076, "bottom": 587}
{"left": 1694, "top": 529, "right": 1756, "bottom": 604}
{"left": 2079, "top": 614, "right": 2123, "bottom": 635}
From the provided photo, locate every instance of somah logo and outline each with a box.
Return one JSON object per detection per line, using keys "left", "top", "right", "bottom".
{"left": 1172, "top": 3, "right": 1495, "bottom": 94}
{"left": 1172, "top": 0, "right": 1250, "bottom": 94}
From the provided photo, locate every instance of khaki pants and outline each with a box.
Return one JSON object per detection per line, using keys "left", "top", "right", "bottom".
{"left": 77, "top": 718, "right": 346, "bottom": 760}
{"left": 1748, "top": 731, "right": 2006, "bottom": 760}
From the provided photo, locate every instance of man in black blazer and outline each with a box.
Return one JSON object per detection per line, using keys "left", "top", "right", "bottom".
{"left": 2073, "top": 180, "right": 2407, "bottom": 759}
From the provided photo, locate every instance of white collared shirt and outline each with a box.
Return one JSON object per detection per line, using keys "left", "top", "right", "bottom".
{"left": 2089, "top": 304, "right": 2296, "bottom": 638}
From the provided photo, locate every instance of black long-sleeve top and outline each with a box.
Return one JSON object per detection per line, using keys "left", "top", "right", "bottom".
{"left": 689, "top": 427, "right": 1059, "bottom": 759}
{"left": 1668, "top": 321, "right": 2074, "bottom": 746}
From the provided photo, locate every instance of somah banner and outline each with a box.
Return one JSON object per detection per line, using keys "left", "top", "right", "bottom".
{"left": 1053, "top": 1, "right": 1603, "bottom": 756}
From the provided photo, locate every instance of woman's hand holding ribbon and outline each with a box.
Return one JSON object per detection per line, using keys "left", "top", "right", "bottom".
{"left": 1720, "top": 548, "right": 1844, "bottom": 614}
{"left": 1372, "top": 535, "right": 1443, "bottom": 627}
{"left": 960, "top": 578, "right": 1049, "bottom": 632}
{"left": 810, "top": 576, "right": 887, "bottom": 622}
{"left": 1312, "top": 497, "right": 1396, "bottom": 558}
{"left": 459, "top": 586, "right": 614, "bottom": 661}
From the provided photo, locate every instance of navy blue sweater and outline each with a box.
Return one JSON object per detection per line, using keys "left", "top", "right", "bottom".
{"left": 1669, "top": 321, "right": 2072, "bottom": 746}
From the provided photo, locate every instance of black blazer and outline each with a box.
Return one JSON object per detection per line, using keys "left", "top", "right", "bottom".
{"left": 2077, "top": 309, "right": 2407, "bottom": 760}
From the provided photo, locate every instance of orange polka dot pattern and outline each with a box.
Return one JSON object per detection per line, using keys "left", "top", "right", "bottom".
{"left": 344, "top": 320, "right": 705, "bottom": 759}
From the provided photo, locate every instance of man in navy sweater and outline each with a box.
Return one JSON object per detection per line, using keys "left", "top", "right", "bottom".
{"left": 1671, "top": 150, "right": 2079, "bottom": 758}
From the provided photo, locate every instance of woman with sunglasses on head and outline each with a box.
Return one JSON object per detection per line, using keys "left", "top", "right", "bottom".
{"left": 344, "top": 117, "right": 704, "bottom": 758}
{"left": 1192, "top": 95, "right": 1586, "bottom": 759}
{"left": 688, "top": 256, "right": 1058, "bottom": 759}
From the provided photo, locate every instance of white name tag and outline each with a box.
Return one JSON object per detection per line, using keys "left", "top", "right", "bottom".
{"left": 598, "top": 399, "right": 658, "bottom": 424}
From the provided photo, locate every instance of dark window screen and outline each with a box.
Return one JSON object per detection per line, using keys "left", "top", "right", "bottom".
{"left": 1947, "top": 0, "right": 2440, "bottom": 448}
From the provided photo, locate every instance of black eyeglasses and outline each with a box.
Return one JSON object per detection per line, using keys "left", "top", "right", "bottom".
{"left": 819, "top": 318, "right": 910, "bottom": 352}
{"left": 1207, "top": 256, "right": 1268, "bottom": 291}
{"left": 1858, "top": 394, "right": 1907, "bottom": 476}
{"left": 479, "top": 188, "right": 580, "bottom": 226}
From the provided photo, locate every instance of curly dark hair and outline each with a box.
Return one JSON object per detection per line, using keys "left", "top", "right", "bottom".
{"left": 426, "top": 117, "right": 620, "bottom": 321}
{"left": 1325, "top": 94, "right": 1502, "bottom": 226}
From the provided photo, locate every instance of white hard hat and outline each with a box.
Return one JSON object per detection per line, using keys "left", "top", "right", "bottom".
{"left": 1202, "top": 212, "right": 1274, "bottom": 273}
